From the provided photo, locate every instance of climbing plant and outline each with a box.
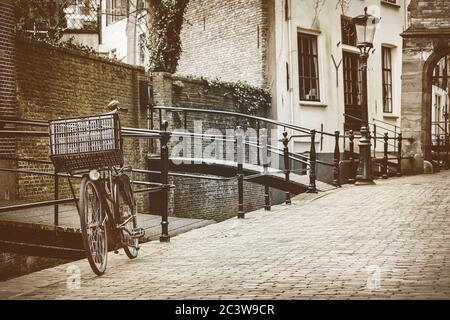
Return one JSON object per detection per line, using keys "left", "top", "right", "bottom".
{"left": 146, "top": 0, "right": 190, "bottom": 73}
{"left": 15, "top": 0, "right": 68, "bottom": 42}
{"left": 208, "top": 80, "right": 272, "bottom": 117}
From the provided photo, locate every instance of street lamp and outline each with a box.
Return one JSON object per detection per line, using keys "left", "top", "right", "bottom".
{"left": 352, "top": 7, "right": 379, "bottom": 185}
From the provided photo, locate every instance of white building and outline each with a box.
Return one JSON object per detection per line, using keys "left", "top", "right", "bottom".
{"left": 63, "top": 0, "right": 148, "bottom": 65}
{"left": 268, "top": 0, "right": 409, "bottom": 154}
{"left": 98, "top": 0, "right": 148, "bottom": 65}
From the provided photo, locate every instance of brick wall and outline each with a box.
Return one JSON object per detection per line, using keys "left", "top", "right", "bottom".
{"left": 176, "top": 0, "right": 269, "bottom": 87}
{"left": 15, "top": 38, "right": 149, "bottom": 208}
{"left": 0, "top": 0, "right": 16, "bottom": 155}
{"left": 13, "top": 42, "right": 269, "bottom": 221}
{"left": 0, "top": 0, "right": 17, "bottom": 201}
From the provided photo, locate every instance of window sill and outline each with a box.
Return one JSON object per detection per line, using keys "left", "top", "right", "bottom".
{"left": 382, "top": 113, "right": 399, "bottom": 119}
{"left": 299, "top": 101, "right": 328, "bottom": 108}
{"left": 380, "top": 1, "right": 401, "bottom": 9}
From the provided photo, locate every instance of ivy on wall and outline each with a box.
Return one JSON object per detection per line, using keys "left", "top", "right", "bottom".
{"left": 208, "top": 79, "right": 272, "bottom": 117}
{"left": 15, "top": 0, "right": 67, "bottom": 42}
{"left": 146, "top": 0, "right": 190, "bottom": 73}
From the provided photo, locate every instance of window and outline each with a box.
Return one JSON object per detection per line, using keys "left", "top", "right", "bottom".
{"left": 382, "top": 47, "right": 393, "bottom": 113}
{"left": 64, "top": 0, "right": 98, "bottom": 31}
{"left": 298, "top": 33, "right": 320, "bottom": 101}
{"left": 343, "top": 51, "right": 362, "bottom": 130}
{"left": 432, "top": 54, "right": 449, "bottom": 90}
{"left": 341, "top": 16, "right": 356, "bottom": 47}
{"left": 106, "top": 0, "right": 129, "bottom": 26}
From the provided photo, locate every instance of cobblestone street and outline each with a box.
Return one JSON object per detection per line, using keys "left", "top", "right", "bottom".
{"left": 1, "top": 171, "right": 450, "bottom": 300}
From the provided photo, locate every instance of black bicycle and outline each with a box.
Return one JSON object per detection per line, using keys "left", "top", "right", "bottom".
{"left": 48, "top": 101, "right": 145, "bottom": 275}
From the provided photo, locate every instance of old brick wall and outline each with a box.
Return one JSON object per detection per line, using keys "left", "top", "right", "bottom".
{"left": 176, "top": 0, "right": 269, "bottom": 87}
{"left": 13, "top": 42, "right": 269, "bottom": 221}
{"left": 15, "top": 38, "right": 149, "bottom": 209}
{"left": 0, "top": 0, "right": 17, "bottom": 201}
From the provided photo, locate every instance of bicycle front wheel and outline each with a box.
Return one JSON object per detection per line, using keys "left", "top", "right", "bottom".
{"left": 79, "top": 176, "right": 108, "bottom": 276}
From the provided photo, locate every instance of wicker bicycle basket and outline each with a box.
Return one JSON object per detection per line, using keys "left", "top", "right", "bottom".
{"left": 48, "top": 114, "right": 124, "bottom": 173}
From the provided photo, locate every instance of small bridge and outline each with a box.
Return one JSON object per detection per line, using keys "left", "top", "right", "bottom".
{"left": 0, "top": 106, "right": 413, "bottom": 260}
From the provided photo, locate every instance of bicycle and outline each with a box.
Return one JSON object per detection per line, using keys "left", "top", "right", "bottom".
{"left": 48, "top": 101, "right": 145, "bottom": 275}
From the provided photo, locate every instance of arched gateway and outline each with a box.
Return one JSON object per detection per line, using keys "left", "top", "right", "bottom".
{"left": 400, "top": 0, "right": 450, "bottom": 174}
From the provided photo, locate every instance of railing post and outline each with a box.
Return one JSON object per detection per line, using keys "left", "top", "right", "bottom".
{"left": 282, "top": 131, "right": 291, "bottom": 204}
{"left": 260, "top": 129, "right": 271, "bottom": 211}
{"left": 333, "top": 131, "right": 341, "bottom": 187}
{"left": 236, "top": 126, "right": 245, "bottom": 218}
{"left": 383, "top": 132, "right": 389, "bottom": 179}
{"left": 257, "top": 120, "right": 261, "bottom": 166}
{"left": 397, "top": 133, "right": 403, "bottom": 177}
{"left": 373, "top": 124, "right": 377, "bottom": 158}
{"left": 348, "top": 130, "right": 356, "bottom": 184}
{"left": 320, "top": 124, "right": 324, "bottom": 152}
{"left": 307, "top": 130, "right": 317, "bottom": 193}
{"left": 394, "top": 125, "right": 398, "bottom": 153}
{"left": 54, "top": 169, "right": 59, "bottom": 227}
{"left": 160, "top": 120, "right": 171, "bottom": 243}
{"left": 437, "top": 135, "right": 442, "bottom": 168}
{"left": 445, "top": 113, "right": 449, "bottom": 170}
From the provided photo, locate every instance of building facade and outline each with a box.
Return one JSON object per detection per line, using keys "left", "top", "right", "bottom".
{"left": 98, "top": 0, "right": 148, "bottom": 65}
{"left": 176, "top": 0, "right": 409, "bottom": 154}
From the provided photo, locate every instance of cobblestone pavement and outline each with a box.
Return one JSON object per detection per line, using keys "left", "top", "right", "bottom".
{"left": 2, "top": 171, "right": 450, "bottom": 300}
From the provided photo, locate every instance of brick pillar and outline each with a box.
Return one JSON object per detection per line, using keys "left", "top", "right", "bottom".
{"left": 0, "top": 0, "right": 16, "bottom": 138}
{"left": 0, "top": 0, "right": 16, "bottom": 200}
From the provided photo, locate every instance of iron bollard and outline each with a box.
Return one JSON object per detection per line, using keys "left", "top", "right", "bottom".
{"left": 397, "top": 133, "right": 403, "bottom": 177}
{"left": 445, "top": 113, "right": 449, "bottom": 170}
{"left": 383, "top": 132, "right": 389, "bottom": 179}
{"left": 373, "top": 124, "right": 377, "bottom": 158}
{"left": 260, "top": 129, "right": 271, "bottom": 211}
{"left": 236, "top": 126, "right": 245, "bottom": 218}
{"left": 282, "top": 131, "right": 291, "bottom": 204}
{"left": 348, "top": 130, "right": 356, "bottom": 184}
{"left": 437, "top": 135, "right": 442, "bottom": 168}
{"left": 333, "top": 131, "right": 341, "bottom": 187}
{"left": 160, "top": 120, "right": 171, "bottom": 243}
{"left": 307, "top": 130, "right": 317, "bottom": 193}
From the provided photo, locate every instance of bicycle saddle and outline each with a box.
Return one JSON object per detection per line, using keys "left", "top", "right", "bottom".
{"left": 107, "top": 100, "right": 128, "bottom": 113}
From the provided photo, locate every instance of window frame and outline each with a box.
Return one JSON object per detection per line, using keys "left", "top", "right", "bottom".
{"left": 297, "top": 32, "right": 321, "bottom": 102}
{"left": 382, "top": 46, "right": 394, "bottom": 114}
{"left": 106, "top": 0, "right": 129, "bottom": 26}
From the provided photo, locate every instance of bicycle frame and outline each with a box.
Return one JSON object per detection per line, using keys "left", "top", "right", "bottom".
{"left": 87, "top": 166, "right": 135, "bottom": 250}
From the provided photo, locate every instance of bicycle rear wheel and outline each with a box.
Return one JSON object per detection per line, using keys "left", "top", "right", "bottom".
{"left": 114, "top": 176, "right": 139, "bottom": 259}
{"left": 79, "top": 176, "right": 108, "bottom": 275}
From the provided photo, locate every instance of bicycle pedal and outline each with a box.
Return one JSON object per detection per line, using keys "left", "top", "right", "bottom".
{"left": 131, "top": 227, "right": 145, "bottom": 239}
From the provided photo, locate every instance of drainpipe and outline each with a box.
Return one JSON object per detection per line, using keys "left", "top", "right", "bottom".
{"left": 286, "top": 0, "right": 295, "bottom": 147}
